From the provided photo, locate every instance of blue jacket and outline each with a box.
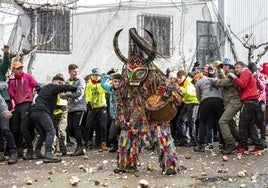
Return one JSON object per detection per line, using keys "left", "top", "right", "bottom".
{"left": 101, "top": 74, "right": 116, "bottom": 119}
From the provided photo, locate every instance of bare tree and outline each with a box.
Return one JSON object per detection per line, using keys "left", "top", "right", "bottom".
{"left": 228, "top": 25, "right": 268, "bottom": 65}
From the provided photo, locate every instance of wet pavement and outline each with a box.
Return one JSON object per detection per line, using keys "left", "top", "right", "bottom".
{"left": 0, "top": 142, "right": 267, "bottom": 188}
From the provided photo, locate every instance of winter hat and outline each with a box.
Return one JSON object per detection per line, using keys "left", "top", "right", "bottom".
{"left": 248, "top": 62, "right": 258, "bottom": 73}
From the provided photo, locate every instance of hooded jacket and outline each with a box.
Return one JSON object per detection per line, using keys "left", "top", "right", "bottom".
{"left": 8, "top": 72, "right": 38, "bottom": 105}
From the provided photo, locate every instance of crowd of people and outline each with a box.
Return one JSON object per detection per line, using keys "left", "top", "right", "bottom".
{"left": 0, "top": 44, "right": 267, "bottom": 176}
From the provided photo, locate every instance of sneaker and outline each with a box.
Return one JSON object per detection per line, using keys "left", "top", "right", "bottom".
{"left": 164, "top": 168, "right": 177, "bottom": 175}
{"left": 70, "top": 147, "right": 84, "bottom": 156}
{"left": 108, "top": 147, "right": 118, "bottom": 153}
{"left": 8, "top": 150, "right": 18, "bottom": 165}
{"left": 0, "top": 152, "right": 5, "bottom": 162}
{"left": 205, "top": 143, "right": 213, "bottom": 151}
{"left": 32, "top": 151, "right": 43, "bottom": 159}
{"left": 194, "top": 145, "right": 205, "bottom": 152}
{"left": 222, "top": 144, "right": 236, "bottom": 155}
{"left": 17, "top": 148, "right": 24, "bottom": 158}
{"left": 86, "top": 140, "right": 94, "bottom": 147}
{"left": 175, "top": 140, "right": 187, "bottom": 147}
{"left": 232, "top": 145, "right": 248, "bottom": 154}
{"left": 43, "top": 153, "right": 61, "bottom": 163}
{"left": 261, "top": 139, "right": 267, "bottom": 148}
{"left": 23, "top": 151, "right": 33, "bottom": 160}
{"left": 249, "top": 147, "right": 264, "bottom": 155}
{"left": 185, "top": 141, "right": 197, "bottom": 147}
{"left": 113, "top": 168, "right": 126, "bottom": 174}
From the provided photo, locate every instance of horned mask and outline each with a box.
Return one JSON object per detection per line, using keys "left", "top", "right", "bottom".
{"left": 113, "top": 28, "right": 157, "bottom": 86}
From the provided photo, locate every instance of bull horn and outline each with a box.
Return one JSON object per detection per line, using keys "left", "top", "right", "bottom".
{"left": 143, "top": 29, "right": 157, "bottom": 64}
{"left": 113, "top": 29, "right": 128, "bottom": 64}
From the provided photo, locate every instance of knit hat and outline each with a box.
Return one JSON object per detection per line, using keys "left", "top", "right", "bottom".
{"left": 248, "top": 62, "right": 258, "bottom": 73}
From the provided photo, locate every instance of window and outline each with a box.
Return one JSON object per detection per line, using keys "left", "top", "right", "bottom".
{"left": 139, "top": 13, "right": 173, "bottom": 57}
{"left": 196, "top": 21, "right": 224, "bottom": 66}
{"left": 33, "top": 8, "right": 72, "bottom": 53}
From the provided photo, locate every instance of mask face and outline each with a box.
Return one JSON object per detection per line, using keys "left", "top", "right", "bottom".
{"left": 127, "top": 54, "right": 148, "bottom": 86}
{"left": 113, "top": 28, "right": 157, "bottom": 86}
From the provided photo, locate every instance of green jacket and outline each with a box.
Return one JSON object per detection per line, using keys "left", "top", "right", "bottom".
{"left": 212, "top": 68, "right": 241, "bottom": 107}
{"left": 85, "top": 80, "right": 107, "bottom": 108}
{"left": 0, "top": 52, "right": 11, "bottom": 100}
{"left": 179, "top": 77, "right": 199, "bottom": 104}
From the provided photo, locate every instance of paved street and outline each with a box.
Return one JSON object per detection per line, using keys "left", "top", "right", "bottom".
{"left": 0, "top": 142, "right": 267, "bottom": 188}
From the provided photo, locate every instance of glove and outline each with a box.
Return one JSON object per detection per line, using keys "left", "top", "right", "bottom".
{"left": 227, "top": 72, "right": 237, "bottom": 79}
{"left": 214, "top": 61, "right": 222, "bottom": 68}
{"left": 70, "top": 86, "right": 77, "bottom": 92}
{"left": 193, "top": 61, "right": 200, "bottom": 67}
{"left": 156, "top": 85, "right": 167, "bottom": 96}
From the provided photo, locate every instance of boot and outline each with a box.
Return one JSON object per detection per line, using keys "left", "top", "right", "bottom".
{"left": 0, "top": 152, "right": 5, "bottom": 162}
{"left": 43, "top": 152, "right": 61, "bottom": 163}
{"left": 194, "top": 144, "right": 205, "bottom": 152}
{"left": 70, "top": 146, "right": 84, "bottom": 156}
{"left": 222, "top": 144, "right": 236, "bottom": 155}
{"left": 101, "top": 142, "right": 108, "bottom": 151}
{"left": 8, "top": 149, "right": 18, "bottom": 165}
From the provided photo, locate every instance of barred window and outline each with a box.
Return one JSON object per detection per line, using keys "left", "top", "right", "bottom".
{"left": 196, "top": 21, "right": 224, "bottom": 66}
{"left": 35, "top": 8, "right": 72, "bottom": 53}
{"left": 139, "top": 13, "right": 173, "bottom": 57}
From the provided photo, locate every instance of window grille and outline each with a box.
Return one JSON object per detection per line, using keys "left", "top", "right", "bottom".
{"left": 31, "top": 8, "right": 73, "bottom": 53}
{"left": 139, "top": 13, "right": 173, "bottom": 57}
{"left": 196, "top": 21, "right": 224, "bottom": 66}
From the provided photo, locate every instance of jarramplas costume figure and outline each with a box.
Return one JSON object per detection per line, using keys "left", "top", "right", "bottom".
{"left": 112, "top": 28, "right": 184, "bottom": 175}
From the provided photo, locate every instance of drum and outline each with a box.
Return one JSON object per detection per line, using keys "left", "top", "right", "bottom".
{"left": 145, "top": 95, "right": 177, "bottom": 122}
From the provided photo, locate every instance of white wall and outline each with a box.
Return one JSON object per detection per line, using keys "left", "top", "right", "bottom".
{"left": 221, "top": 0, "right": 268, "bottom": 65}
{"left": 31, "top": 1, "right": 213, "bottom": 82}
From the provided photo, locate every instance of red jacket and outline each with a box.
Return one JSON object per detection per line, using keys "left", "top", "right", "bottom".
{"left": 234, "top": 68, "right": 258, "bottom": 101}
{"left": 8, "top": 72, "right": 38, "bottom": 105}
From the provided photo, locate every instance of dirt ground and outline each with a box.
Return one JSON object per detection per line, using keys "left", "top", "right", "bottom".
{"left": 0, "top": 143, "right": 267, "bottom": 188}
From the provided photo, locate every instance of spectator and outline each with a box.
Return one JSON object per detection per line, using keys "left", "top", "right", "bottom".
{"left": 84, "top": 68, "right": 108, "bottom": 151}
{"left": 8, "top": 61, "right": 38, "bottom": 160}
{"left": 52, "top": 73, "right": 69, "bottom": 156}
{"left": 212, "top": 58, "right": 241, "bottom": 154}
{"left": 0, "top": 45, "right": 18, "bottom": 164}
{"left": 101, "top": 72, "right": 121, "bottom": 152}
{"left": 175, "top": 70, "right": 199, "bottom": 147}
{"left": 60, "top": 64, "right": 87, "bottom": 156}
{"left": 228, "top": 61, "right": 264, "bottom": 154}
{"left": 31, "top": 75, "right": 77, "bottom": 163}
{"left": 192, "top": 73, "right": 224, "bottom": 152}
{"left": 247, "top": 62, "right": 267, "bottom": 148}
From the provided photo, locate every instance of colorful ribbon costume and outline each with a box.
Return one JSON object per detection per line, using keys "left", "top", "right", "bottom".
{"left": 113, "top": 28, "right": 183, "bottom": 175}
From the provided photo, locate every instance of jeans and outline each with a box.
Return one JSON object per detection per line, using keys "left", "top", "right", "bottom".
{"left": 31, "top": 110, "right": 56, "bottom": 153}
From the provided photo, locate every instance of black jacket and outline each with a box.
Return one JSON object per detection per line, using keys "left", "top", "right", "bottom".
{"left": 31, "top": 84, "right": 77, "bottom": 115}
